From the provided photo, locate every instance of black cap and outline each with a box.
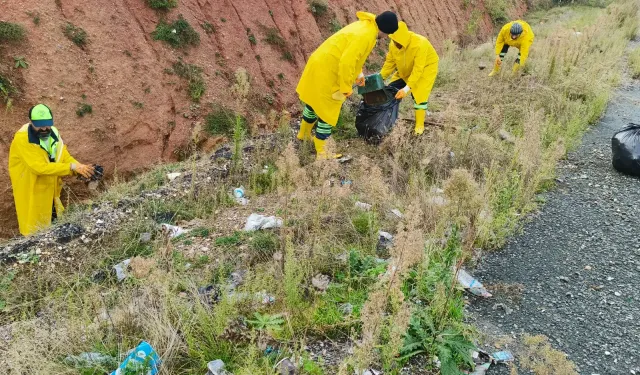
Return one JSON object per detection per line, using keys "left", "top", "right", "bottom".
{"left": 375, "top": 11, "right": 398, "bottom": 34}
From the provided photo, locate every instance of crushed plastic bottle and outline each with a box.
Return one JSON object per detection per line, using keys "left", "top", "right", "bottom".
{"left": 456, "top": 268, "right": 492, "bottom": 297}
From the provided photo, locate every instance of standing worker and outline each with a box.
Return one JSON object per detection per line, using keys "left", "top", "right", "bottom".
{"left": 296, "top": 10, "right": 399, "bottom": 159}
{"left": 489, "top": 20, "right": 534, "bottom": 77}
{"left": 380, "top": 21, "right": 439, "bottom": 135}
{"left": 8, "top": 104, "right": 95, "bottom": 236}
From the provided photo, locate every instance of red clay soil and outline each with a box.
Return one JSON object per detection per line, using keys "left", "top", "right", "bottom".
{"left": 0, "top": 0, "right": 526, "bottom": 237}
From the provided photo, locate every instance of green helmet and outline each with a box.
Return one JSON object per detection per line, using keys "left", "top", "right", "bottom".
{"left": 29, "top": 104, "right": 54, "bottom": 127}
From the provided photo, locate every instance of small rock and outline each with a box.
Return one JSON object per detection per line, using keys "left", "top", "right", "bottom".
{"left": 339, "top": 303, "right": 354, "bottom": 315}
{"left": 96, "top": 219, "right": 105, "bottom": 225}
{"left": 614, "top": 292, "right": 622, "bottom": 297}
{"left": 605, "top": 351, "right": 612, "bottom": 356}
{"left": 607, "top": 276, "right": 614, "bottom": 281}
{"left": 478, "top": 62, "right": 487, "bottom": 70}
{"left": 312, "top": 274, "right": 330, "bottom": 292}
{"left": 355, "top": 201, "right": 372, "bottom": 211}
{"left": 585, "top": 265, "right": 592, "bottom": 270}
{"left": 492, "top": 303, "right": 514, "bottom": 315}
{"left": 558, "top": 276, "right": 569, "bottom": 283}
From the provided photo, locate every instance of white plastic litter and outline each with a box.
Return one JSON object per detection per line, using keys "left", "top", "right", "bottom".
{"left": 167, "top": 172, "right": 182, "bottom": 181}
{"left": 355, "top": 201, "right": 372, "bottom": 211}
{"left": 207, "top": 359, "right": 228, "bottom": 375}
{"left": 113, "top": 258, "right": 132, "bottom": 282}
{"left": 456, "top": 268, "right": 492, "bottom": 297}
{"left": 470, "top": 363, "right": 491, "bottom": 375}
{"left": 312, "top": 274, "right": 330, "bottom": 291}
{"left": 235, "top": 197, "right": 249, "bottom": 205}
{"left": 243, "top": 213, "right": 283, "bottom": 231}
{"left": 390, "top": 208, "right": 404, "bottom": 218}
{"left": 161, "top": 223, "right": 189, "bottom": 238}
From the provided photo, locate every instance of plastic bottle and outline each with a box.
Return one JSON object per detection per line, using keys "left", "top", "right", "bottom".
{"left": 456, "top": 268, "right": 492, "bottom": 297}
{"left": 233, "top": 186, "right": 245, "bottom": 198}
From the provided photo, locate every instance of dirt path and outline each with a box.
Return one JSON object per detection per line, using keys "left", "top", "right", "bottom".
{"left": 470, "top": 52, "right": 640, "bottom": 374}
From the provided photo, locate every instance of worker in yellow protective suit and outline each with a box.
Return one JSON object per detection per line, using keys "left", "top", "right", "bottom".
{"left": 380, "top": 21, "right": 439, "bottom": 135}
{"left": 296, "top": 11, "right": 398, "bottom": 159}
{"left": 489, "top": 20, "right": 535, "bottom": 76}
{"left": 8, "top": 104, "right": 95, "bottom": 236}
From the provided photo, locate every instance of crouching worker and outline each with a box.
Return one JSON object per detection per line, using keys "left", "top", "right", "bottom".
{"left": 296, "top": 11, "right": 398, "bottom": 159}
{"left": 489, "top": 20, "right": 535, "bottom": 76}
{"left": 9, "top": 104, "right": 95, "bottom": 236}
{"left": 380, "top": 21, "right": 439, "bottom": 135}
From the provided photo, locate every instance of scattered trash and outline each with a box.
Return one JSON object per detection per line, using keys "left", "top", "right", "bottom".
{"left": 492, "top": 303, "right": 513, "bottom": 315}
{"left": 612, "top": 123, "right": 640, "bottom": 177}
{"left": 275, "top": 358, "right": 297, "bottom": 375}
{"left": 65, "top": 352, "right": 116, "bottom": 368}
{"left": 244, "top": 213, "right": 283, "bottom": 231}
{"left": 456, "top": 268, "right": 492, "bottom": 297}
{"left": 339, "top": 303, "right": 354, "bottom": 315}
{"left": 113, "top": 258, "right": 131, "bottom": 282}
{"left": 355, "top": 201, "right": 372, "bottom": 211}
{"left": 256, "top": 290, "right": 276, "bottom": 304}
{"left": 111, "top": 341, "right": 160, "bottom": 375}
{"left": 498, "top": 129, "right": 516, "bottom": 144}
{"left": 491, "top": 351, "right": 515, "bottom": 363}
{"left": 340, "top": 177, "right": 353, "bottom": 186}
{"left": 337, "top": 155, "right": 353, "bottom": 163}
{"left": 139, "top": 232, "right": 152, "bottom": 243}
{"left": 469, "top": 363, "right": 491, "bottom": 375}
{"left": 229, "top": 270, "right": 246, "bottom": 290}
{"left": 167, "top": 172, "right": 182, "bottom": 182}
{"left": 378, "top": 231, "right": 394, "bottom": 248}
{"left": 206, "top": 359, "right": 228, "bottom": 375}
{"left": 390, "top": 208, "right": 403, "bottom": 218}
{"left": 53, "top": 223, "right": 84, "bottom": 244}
{"left": 78, "top": 164, "right": 104, "bottom": 182}
{"left": 235, "top": 197, "right": 249, "bottom": 205}
{"left": 311, "top": 274, "right": 330, "bottom": 292}
{"left": 161, "top": 223, "right": 189, "bottom": 238}
{"left": 233, "top": 186, "right": 245, "bottom": 198}
{"left": 198, "top": 285, "right": 221, "bottom": 305}
{"left": 360, "top": 369, "right": 382, "bottom": 375}
{"left": 428, "top": 196, "right": 447, "bottom": 207}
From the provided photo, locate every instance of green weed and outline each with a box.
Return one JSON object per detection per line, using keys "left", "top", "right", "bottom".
{"left": 152, "top": 15, "right": 200, "bottom": 48}
{"left": 201, "top": 22, "right": 216, "bottom": 34}
{"left": 308, "top": 0, "right": 328, "bottom": 17}
{"left": 76, "top": 103, "right": 93, "bottom": 117}
{"left": 63, "top": 23, "right": 88, "bottom": 48}
{"left": 172, "top": 60, "right": 206, "bottom": 102}
{"left": 26, "top": 11, "right": 41, "bottom": 26}
{"left": 14, "top": 56, "right": 28, "bottom": 69}
{"left": 205, "top": 106, "right": 247, "bottom": 137}
{"left": 147, "top": 0, "right": 177, "bottom": 9}
{"left": 629, "top": 47, "right": 640, "bottom": 79}
{"left": 0, "top": 21, "right": 26, "bottom": 42}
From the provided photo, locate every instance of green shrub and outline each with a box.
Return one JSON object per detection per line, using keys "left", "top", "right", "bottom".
{"left": 201, "top": 22, "right": 215, "bottom": 34}
{"left": 76, "top": 103, "right": 93, "bottom": 117}
{"left": 485, "top": 0, "right": 509, "bottom": 25}
{"left": 205, "top": 106, "right": 246, "bottom": 136}
{"left": 147, "top": 0, "right": 177, "bottom": 9}
{"left": 249, "top": 231, "right": 279, "bottom": 259}
{"left": 152, "top": 15, "right": 200, "bottom": 48}
{"left": 308, "top": 0, "right": 328, "bottom": 17}
{"left": 0, "top": 22, "right": 26, "bottom": 43}
{"left": 172, "top": 61, "right": 206, "bottom": 102}
{"left": 63, "top": 23, "right": 88, "bottom": 48}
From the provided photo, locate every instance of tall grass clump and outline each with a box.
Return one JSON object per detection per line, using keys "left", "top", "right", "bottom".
{"left": 0, "top": 22, "right": 26, "bottom": 43}
{"left": 153, "top": 15, "right": 200, "bottom": 48}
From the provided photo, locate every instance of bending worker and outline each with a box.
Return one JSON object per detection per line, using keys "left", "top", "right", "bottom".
{"left": 9, "top": 104, "right": 95, "bottom": 236}
{"left": 296, "top": 11, "right": 399, "bottom": 159}
{"left": 380, "top": 21, "right": 439, "bottom": 135}
{"left": 489, "top": 20, "right": 534, "bottom": 76}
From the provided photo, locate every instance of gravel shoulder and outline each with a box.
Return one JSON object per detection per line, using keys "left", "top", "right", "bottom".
{"left": 469, "top": 49, "right": 640, "bottom": 374}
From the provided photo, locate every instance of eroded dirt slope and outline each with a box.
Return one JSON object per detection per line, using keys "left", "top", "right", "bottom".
{"left": 0, "top": 0, "right": 525, "bottom": 237}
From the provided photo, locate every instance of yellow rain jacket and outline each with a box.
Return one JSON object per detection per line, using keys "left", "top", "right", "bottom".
{"left": 380, "top": 22, "right": 439, "bottom": 104}
{"left": 8, "top": 124, "right": 78, "bottom": 236}
{"left": 296, "top": 11, "right": 379, "bottom": 126}
{"left": 495, "top": 20, "right": 535, "bottom": 66}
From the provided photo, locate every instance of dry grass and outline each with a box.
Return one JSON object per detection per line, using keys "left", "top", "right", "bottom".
{"left": 629, "top": 47, "right": 640, "bottom": 79}
{"left": 0, "top": 2, "right": 637, "bottom": 374}
{"left": 518, "top": 334, "right": 578, "bottom": 375}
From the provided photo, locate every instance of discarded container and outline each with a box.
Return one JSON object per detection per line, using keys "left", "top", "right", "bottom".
{"left": 206, "top": 359, "right": 227, "bottom": 375}
{"left": 161, "top": 223, "right": 189, "bottom": 238}
{"left": 275, "top": 358, "right": 297, "bottom": 375}
{"left": 110, "top": 341, "right": 160, "bottom": 375}
{"left": 355, "top": 201, "right": 372, "bottom": 211}
{"left": 113, "top": 258, "right": 131, "bottom": 282}
{"left": 491, "top": 351, "right": 515, "bottom": 363}
{"left": 244, "top": 213, "right": 283, "bottom": 231}
{"left": 357, "top": 73, "right": 385, "bottom": 95}
{"left": 233, "top": 186, "right": 245, "bottom": 198}
{"left": 612, "top": 123, "right": 640, "bottom": 177}
{"left": 390, "top": 208, "right": 404, "bottom": 218}
{"left": 312, "top": 273, "right": 330, "bottom": 291}
{"left": 456, "top": 268, "right": 492, "bottom": 297}
{"left": 235, "top": 197, "right": 249, "bottom": 206}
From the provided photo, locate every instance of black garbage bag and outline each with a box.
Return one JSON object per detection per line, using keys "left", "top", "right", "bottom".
{"left": 612, "top": 123, "right": 640, "bottom": 177}
{"left": 355, "top": 86, "right": 400, "bottom": 143}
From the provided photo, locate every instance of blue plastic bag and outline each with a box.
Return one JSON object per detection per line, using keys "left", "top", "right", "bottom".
{"left": 110, "top": 341, "right": 160, "bottom": 375}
